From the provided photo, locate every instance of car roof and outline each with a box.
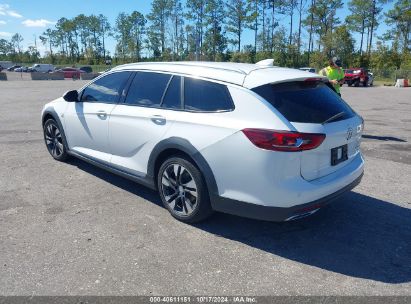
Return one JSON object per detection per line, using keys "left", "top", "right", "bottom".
{"left": 112, "top": 61, "right": 323, "bottom": 88}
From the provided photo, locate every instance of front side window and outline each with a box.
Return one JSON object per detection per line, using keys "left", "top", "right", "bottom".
{"left": 184, "top": 77, "right": 233, "bottom": 112}
{"left": 81, "top": 72, "right": 131, "bottom": 103}
{"left": 125, "top": 72, "right": 171, "bottom": 107}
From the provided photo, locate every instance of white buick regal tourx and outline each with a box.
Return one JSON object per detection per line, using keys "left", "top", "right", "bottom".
{"left": 41, "top": 61, "right": 364, "bottom": 223}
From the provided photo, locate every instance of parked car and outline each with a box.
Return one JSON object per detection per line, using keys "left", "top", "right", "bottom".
{"left": 299, "top": 67, "right": 316, "bottom": 73}
{"left": 7, "top": 65, "right": 22, "bottom": 71}
{"left": 79, "top": 66, "right": 93, "bottom": 73}
{"left": 344, "top": 68, "right": 369, "bottom": 87}
{"left": 14, "top": 66, "right": 29, "bottom": 72}
{"left": 29, "top": 63, "right": 55, "bottom": 73}
{"left": 55, "top": 67, "right": 84, "bottom": 79}
{"left": 0, "top": 61, "right": 14, "bottom": 70}
{"left": 41, "top": 61, "right": 364, "bottom": 223}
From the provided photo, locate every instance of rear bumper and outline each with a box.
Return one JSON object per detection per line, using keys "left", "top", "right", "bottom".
{"left": 212, "top": 172, "right": 363, "bottom": 222}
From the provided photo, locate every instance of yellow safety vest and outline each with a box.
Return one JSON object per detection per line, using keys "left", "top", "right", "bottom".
{"left": 319, "top": 66, "right": 344, "bottom": 94}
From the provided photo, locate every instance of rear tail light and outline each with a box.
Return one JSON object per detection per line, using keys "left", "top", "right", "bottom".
{"left": 304, "top": 77, "right": 324, "bottom": 83}
{"left": 242, "top": 129, "right": 325, "bottom": 152}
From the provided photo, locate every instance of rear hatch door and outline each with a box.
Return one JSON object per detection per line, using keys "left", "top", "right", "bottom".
{"left": 251, "top": 79, "right": 363, "bottom": 181}
{"left": 293, "top": 117, "right": 363, "bottom": 181}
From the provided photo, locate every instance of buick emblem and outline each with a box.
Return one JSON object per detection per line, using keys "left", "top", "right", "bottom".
{"left": 346, "top": 127, "right": 353, "bottom": 140}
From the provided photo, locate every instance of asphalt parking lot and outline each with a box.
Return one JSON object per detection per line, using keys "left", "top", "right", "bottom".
{"left": 0, "top": 80, "right": 410, "bottom": 296}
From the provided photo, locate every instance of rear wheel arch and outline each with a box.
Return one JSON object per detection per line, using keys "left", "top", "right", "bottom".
{"left": 148, "top": 138, "right": 219, "bottom": 201}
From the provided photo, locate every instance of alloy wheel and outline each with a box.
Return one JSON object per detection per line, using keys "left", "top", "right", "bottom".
{"left": 44, "top": 121, "right": 64, "bottom": 158}
{"left": 161, "top": 163, "right": 198, "bottom": 217}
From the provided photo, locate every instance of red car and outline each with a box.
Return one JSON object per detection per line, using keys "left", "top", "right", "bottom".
{"left": 344, "top": 68, "right": 369, "bottom": 87}
{"left": 56, "top": 67, "right": 85, "bottom": 79}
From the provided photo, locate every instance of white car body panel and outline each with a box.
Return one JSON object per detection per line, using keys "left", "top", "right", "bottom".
{"left": 292, "top": 115, "right": 363, "bottom": 181}
{"left": 243, "top": 67, "right": 326, "bottom": 89}
{"left": 109, "top": 105, "right": 176, "bottom": 175}
{"left": 200, "top": 131, "right": 363, "bottom": 207}
{"left": 64, "top": 102, "right": 116, "bottom": 163}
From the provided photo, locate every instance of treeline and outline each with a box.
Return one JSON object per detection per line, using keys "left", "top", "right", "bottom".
{"left": 0, "top": 0, "right": 410, "bottom": 70}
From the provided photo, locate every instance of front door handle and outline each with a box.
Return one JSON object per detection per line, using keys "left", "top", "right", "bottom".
{"left": 96, "top": 110, "right": 107, "bottom": 119}
{"left": 150, "top": 115, "right": 166, "bottom": 125}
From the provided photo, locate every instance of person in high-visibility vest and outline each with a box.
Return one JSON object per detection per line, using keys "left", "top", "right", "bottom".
{"left": 319, "top": 57, "right": 345, "bottom": 96}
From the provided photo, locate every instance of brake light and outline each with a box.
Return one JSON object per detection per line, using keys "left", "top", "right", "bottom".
{"left": 304, "top": 77, "right": 324, "bottom": 83}
{"left": 242, "top": 129, "right": 325, "bottom": 152}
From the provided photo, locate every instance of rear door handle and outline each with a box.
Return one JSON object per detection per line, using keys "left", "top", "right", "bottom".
{"left": 150, "top": 115, "right": 166, "bottom": 125}
{"left": 96, "top": 110, "right": 107, "bottom": 119}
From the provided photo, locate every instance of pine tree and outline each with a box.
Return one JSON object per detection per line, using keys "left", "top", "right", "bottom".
{"left": 170, "top": 0, "right": 184, "bottom": 59}
{"left": 385, "top": 0, "right": 411, "bottom": 53}
{"left": 147, "top": 0, "right": 172, "bottom": 56}
{"left": 186, "top": 0, "right": 206, "bottom": 59}
{"left": 226, "top": 0, "right": 252, "bottom": 52}
{"left": 204, "top": 0, "right": 227, "bottom": 60}
{"left": 129, "top": 11, "right": 147, "bottom": 61}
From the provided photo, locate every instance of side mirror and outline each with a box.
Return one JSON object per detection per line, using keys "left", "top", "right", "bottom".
{"left": 63, "top": 90, "right": 79, "bottom": 102}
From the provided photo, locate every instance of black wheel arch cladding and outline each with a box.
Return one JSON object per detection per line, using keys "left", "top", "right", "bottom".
{"left": 148, "top": 137, "right": 219, "bottom": 201}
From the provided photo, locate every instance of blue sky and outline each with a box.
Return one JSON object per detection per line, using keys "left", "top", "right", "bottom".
{"left": 0, "top": 0, "right": 395, "bottom": 55}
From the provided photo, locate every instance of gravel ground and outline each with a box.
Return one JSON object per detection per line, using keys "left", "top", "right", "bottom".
{"left": 0, "top": 80, "right": 410, "bottom": 296}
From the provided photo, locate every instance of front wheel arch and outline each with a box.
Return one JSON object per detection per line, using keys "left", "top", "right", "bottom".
{"left": 43, "top": 118, "right": 69, "bottom": 161}
{"left": 42, "top": 110, "right": 70, "bottom": 153}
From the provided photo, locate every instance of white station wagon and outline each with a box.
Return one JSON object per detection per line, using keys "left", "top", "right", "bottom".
{"left": 41, "top": 61, "right": 364, "bottom": 223}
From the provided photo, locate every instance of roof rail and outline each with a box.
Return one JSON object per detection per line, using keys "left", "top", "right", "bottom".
{"left": 120, "top": 61, "right": 248, "bottom": 75}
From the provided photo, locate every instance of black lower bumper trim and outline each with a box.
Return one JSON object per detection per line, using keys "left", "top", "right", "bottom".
{"left": 211, "top": 173, "right": 364, "bottom": 222}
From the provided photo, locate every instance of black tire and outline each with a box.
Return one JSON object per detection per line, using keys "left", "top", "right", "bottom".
{"left": 347, "top": 81, "right": 352, "bottom": 87}
{"left": 157, "top": 156, "right": 213, "bottom": 223}
{"left": 43, "top": 118, "right": 69, "bottom": 161}
{"left": 354, "top": 79, "right": 360, "bottom": 87}
{"left": 363, "top": 80, "right": 367, "bottom": 87}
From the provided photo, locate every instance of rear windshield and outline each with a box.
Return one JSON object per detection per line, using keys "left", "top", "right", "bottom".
{"left": 252, "top": 81, "right": 355, "bottom": 124}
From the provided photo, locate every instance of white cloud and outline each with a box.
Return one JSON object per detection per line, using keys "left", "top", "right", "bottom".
{"left": 0, "top": 4, "right": 22, "bottom": 18}
{"left": 0, "top": 31, "right": 12, "bottom": 38}
{"left": 8, "top": 10, "right": 22, "bottom": 18}
{"left": 22, "top": 19, "right": 55, "bottom": 28}
{"left": 0, "top": 20, "right": 6, "bottom": 25}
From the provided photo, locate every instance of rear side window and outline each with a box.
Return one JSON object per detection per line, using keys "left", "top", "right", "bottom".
{"left": 125, "top": 72, "right": 171, "bottom": 107}
{"left": 184, "top": 77, "right": 233, "bottom": 112}
{"left": 81, "top": 72, "right": 131, "bottom": 103}
{"left": 252, "top": 81, "right": 355, "bottom": 124}
{"left": 162, "top": 76, "right": 181, "bottom": 109}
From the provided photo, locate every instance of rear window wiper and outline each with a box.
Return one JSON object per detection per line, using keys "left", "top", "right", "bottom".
{"left": 322, "top": 111, "right": 345, "bottom": 124}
